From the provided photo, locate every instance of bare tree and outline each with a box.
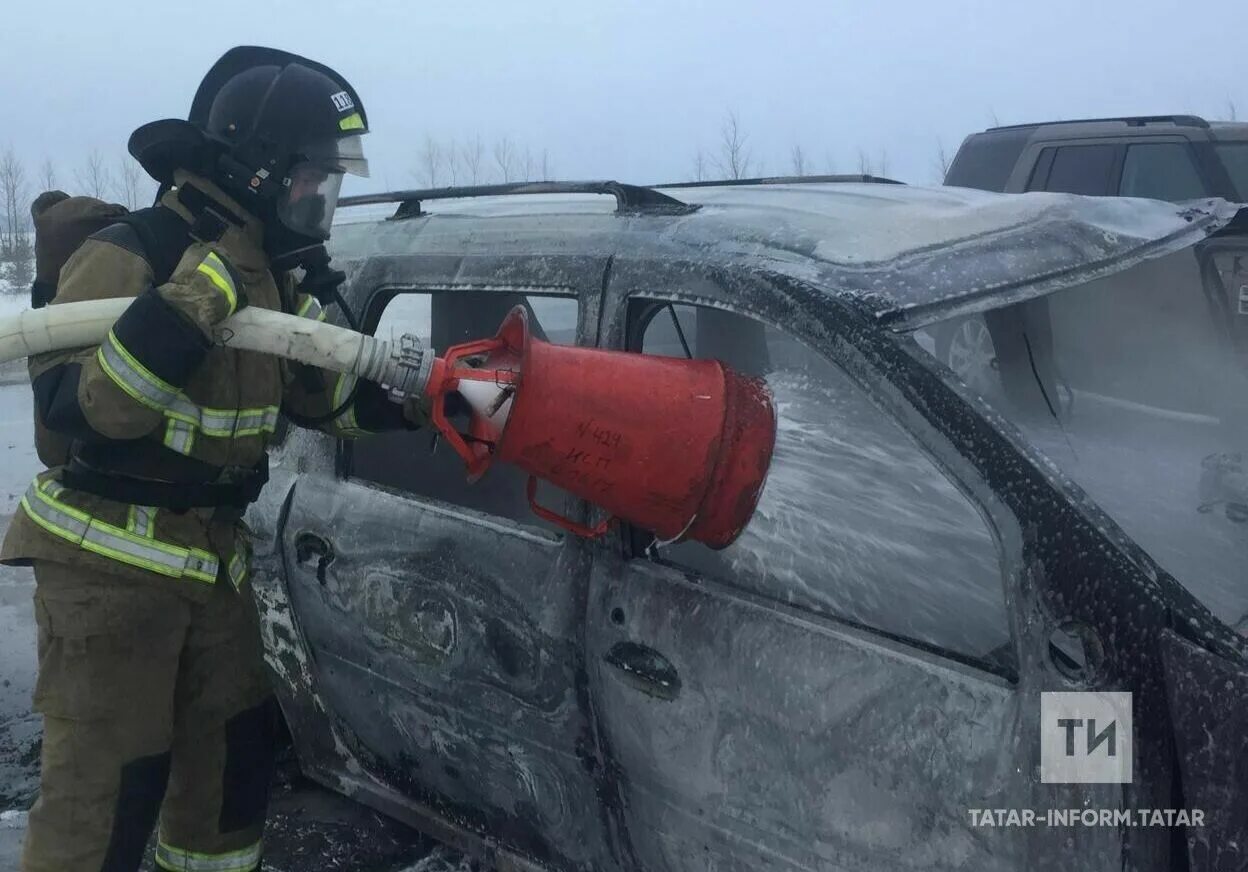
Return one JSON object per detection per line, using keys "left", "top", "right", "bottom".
{"left": 823, "top": 150, "right": 838, "bottom": 174}
{"left": 520, "top": 146, "right": 535, "bottom": 182}
{"left": 539, "top": 149, "right": 553, "bottom": 181}
{"left": 1, "top": 146, "right": 26, "bottom": 259}
{"left": 789, "top": 144, "right": 808, "bottom": 176}
{"left": 1228, "top": 99, "right": 1239, "bottom": 122}
{"left": 693, "top": 149, "right": 708, "bottom": 182}
{"left": 492, "top": 137, "right": 516, "bottom": 183}
{"left": 876, "top": 149, "right": 890, "bottom": 178}
{"left": 115, "top": 157, "right": 145, "bottom": 210}
{"left": 987, "top": 107, "right": 1001, "bottom": 127}
{"left": 715, "top": 111, "right": 752, "bottom": 180}
{"left": 445, "top": 140, "right": 459, "bottom": 186}
{"left": 76, "top": 150, "right": 112, "bottom": 199}
{"left": 461, "top": 136, "right": 484, "bottom": 185}
{"left": 417, "top": 135, "right": 445, "bottom": 187}
{"left": 933, "top": 139, "right": 952, "bottom": 183}
{"left": 857, "top": 148, "right": 873, "bottom": 176}
{"left": 39, "top": 158, "right": 57, "bottom": 193}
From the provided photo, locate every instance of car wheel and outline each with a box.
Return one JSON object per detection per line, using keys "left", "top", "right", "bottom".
{"left": 935, "top": 316, "right": 999, "bottom": 395}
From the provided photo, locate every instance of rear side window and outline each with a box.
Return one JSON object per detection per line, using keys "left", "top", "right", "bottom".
{"left": 634, "top": 303, "right": 1014, "bottom": 675}
{"left": 1119, "top": 143, "right": 1207, "bottom": 201}
{"left": 1215, "top": 143, "right": 1248, "bottom": 200}
{"left": 1030, "top": 144, "right": 1118, "bottom": 195}
{"left": 943, "top": 128, "right": 1034, "bottom": 191}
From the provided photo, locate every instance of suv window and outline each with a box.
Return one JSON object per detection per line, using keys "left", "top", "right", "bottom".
{"left": 349, "top": 290, "right": 579, "bottom": 529}
{"left": 1030, "top": 144, "right": 1118, "bottom": 195}
{"left": 633, "top": 302, "right": 1014, "bottom": 674}
{"left": 944, "top": 127, "right": 1034, "bottom": 192}
{"left": 1119, "top": 143, "right": 1207, "bottom": 201}
{"left": 1215, "top": 143, "right": 1248, "bottom": 200}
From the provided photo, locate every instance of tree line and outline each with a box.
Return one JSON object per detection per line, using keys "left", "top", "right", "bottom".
{"left": 413, "top": 135, "right": 554, "bottom": 187}
{"left": 0, "top": 147, "right": 158, "bottom": 293}
{"left": 690, "top": 110, "right": 902, "bottom": 183}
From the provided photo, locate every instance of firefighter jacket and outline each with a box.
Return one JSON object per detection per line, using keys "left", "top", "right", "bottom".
{"left": 1, "top": 170, "right": 411, "bottom": 600}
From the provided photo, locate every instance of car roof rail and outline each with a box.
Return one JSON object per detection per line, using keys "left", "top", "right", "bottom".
{"left": 988, "top": 114, "right": 1211, "bottom": 132}
{"left": 655, "top": 174, "right": 906, "bottom": 189}
{"left": 337, "top": 181, "right": 695, "bottom": 218}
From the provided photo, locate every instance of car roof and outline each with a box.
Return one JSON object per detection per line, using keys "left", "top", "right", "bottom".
{"left": 329, "top": 180, "right": 1242, "bottom": 330}
{"left": 1208, "top": 121, "right": 1248, "bottom": 142}
{"left": 968, "top": 115, "right": 1248, "bottom": 144}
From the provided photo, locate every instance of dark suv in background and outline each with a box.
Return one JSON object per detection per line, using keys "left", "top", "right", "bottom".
{"left": 946, "top": 114, "right": 1248, "bottom": 200}
{"left": 931, "top": 115, "right": 1248, "bottom": 408}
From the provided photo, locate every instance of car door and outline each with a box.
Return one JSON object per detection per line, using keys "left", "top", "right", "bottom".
{"left": 272, "top": 276, "right": 616, "bottom": 869}
{"left": 582, "top": 277, "right": 1073, "bottom": 871}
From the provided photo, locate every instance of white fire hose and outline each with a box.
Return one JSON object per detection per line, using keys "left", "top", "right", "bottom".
{"left": 0, "top": 300, "right": 433, "bottom": 395}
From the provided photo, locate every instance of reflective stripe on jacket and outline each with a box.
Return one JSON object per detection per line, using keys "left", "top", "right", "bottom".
{"left": 19, "top": 477, "right": 246, "bottom": 589}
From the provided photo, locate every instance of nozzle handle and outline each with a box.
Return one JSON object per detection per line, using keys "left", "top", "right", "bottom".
{"left": 427, "top": 334, "right": 516, "bottom": 478}
{"left": 525, "top": 476, "right": 613, "bottom": 539}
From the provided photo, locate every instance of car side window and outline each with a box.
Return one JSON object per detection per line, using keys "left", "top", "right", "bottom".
{"left": 1032, "top": 144, "right": 1118, "bottom": 196}
{"left": 349, "top": 290, "right": 579, "bottom": 530}
{"left": 1119, "top": 143, "right": 1207, "bottom": 201}
{"left": 635, "top": 303, "right": 1014, "bottom": 675}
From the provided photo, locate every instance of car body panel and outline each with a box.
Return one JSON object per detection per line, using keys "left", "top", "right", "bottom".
{"left": 246, "top": 183, "right": 1247, "bottom": 871}
{"left": 585, "top": 554, "right": 1031, "bottom": 871}
{"left": 1160, "top": 630, "right": 1248, "bottom": 872}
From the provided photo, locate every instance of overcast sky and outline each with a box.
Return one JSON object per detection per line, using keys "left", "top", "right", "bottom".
{"left": 3, "top": 0, "right": 1246, "bottom": 200}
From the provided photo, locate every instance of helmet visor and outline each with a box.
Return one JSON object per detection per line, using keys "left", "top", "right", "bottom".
{"left": 277, "top": 162, "right": 344, "bottom": 239}
{"left": 302, "top": 134, "right": 370, "bottom": 178}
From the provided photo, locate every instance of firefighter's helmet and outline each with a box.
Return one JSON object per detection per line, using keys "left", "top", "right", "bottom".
{"left": 188, "top": 46, "right": 370, "bottom": 240}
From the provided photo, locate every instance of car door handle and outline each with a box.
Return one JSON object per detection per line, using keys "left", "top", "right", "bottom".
{"left": 294, "top": 531, "right": 335, "bottom": 585}
{"left": 604, "top": 641, "right": 681, "bottom": 700}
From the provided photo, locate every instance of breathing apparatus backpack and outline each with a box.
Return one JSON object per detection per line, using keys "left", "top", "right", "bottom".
{"left": 29, "top": 190, "right": 191, "bottom": 310}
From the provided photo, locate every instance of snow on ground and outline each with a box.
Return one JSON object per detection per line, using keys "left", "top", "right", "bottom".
{"left": 0, "top": 385, "right": 41, "bottom": 818}
{"left": 0, "top": 292, "right": 33, "bottom": 386}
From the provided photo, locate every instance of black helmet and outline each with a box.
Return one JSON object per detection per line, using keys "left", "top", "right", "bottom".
{"left": 188, "top": 46, "right": 370, "bottom": 241}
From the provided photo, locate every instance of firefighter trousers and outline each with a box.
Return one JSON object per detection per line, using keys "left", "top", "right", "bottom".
{"left": 21, "top": 560, "right": 277, "bottom": 872}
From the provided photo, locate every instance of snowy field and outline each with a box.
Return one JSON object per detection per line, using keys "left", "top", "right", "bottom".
{"left": 0, "top": 290, "right": 32, "bottom": 386}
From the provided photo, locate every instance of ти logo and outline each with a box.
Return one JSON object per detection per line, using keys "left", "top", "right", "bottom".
{"left": 1237, "top": 284, "right": 1247, "bottom": 315}
{"left": 1041, "top": 692, "right": 1133, "bottom": 784}
{"left": 330, "top": 90, "right": 354, "bottom": 112}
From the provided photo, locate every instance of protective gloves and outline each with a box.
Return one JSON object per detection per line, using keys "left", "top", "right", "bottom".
{"left": 399, "top": 391, "right": 470, "bottom": 430}
{"left": 159, "top": 244, "right": 248, "bottom": 334}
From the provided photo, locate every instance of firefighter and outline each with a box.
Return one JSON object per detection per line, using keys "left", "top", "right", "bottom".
{"left": 0, "top": 47, "right": 424, "bottom": 872}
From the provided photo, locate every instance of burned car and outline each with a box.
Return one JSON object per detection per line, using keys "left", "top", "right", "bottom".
{"left": 245, "top": 179, "right": 1248, "bottom": 871}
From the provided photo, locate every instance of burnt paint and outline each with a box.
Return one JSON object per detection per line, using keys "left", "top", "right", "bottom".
{"left": 251, "top": 232, "right": 1246, "bottom": 870}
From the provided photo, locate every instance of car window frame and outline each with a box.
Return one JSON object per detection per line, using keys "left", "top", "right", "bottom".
{"left": 337, "top": 280, "right": 589, "bottom": 536}
{"left": 612, "top": 290, "right": 1024, "bottom": 680}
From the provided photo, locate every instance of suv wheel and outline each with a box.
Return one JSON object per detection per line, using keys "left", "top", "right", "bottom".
{"left": 936, "top": 316, "right": 999, "bottom": 395}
